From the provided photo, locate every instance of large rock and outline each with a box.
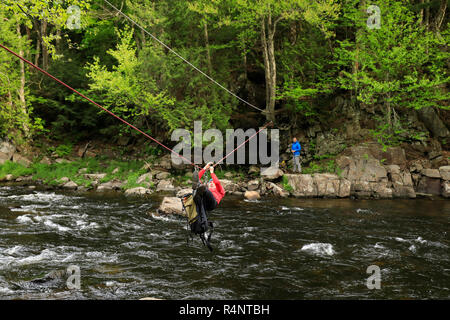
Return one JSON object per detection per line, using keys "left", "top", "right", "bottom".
{"left": 157, "top": 197, "right": 184, "bottom": 215}
{"left": 416, "top": 176, "right": 441, "bottom": 195}
{"left": 266, "top": 182, "right": 289, "bottom": 198}
{"left": 439, "top": 166, "right": 450, "bottom": 181}
{"left": 341, "top": 143, "right": 407, "bottom": 168}
{"left": 244, "top": 190, "right": 261, "bottom": 200}
{"left": 136, "top": 172, "right": 153, "bottom": 184}
{"left": 260, "top": 167, "right": 284, "bottom": 180}
{"left": 0, "top": 174, "right": 14, "bottom": 182}
{"left": 442, "top": 181, "right": 450, "bottom": 198}
{"left": 124, "top": 187, "right": 151, "bottom": 197}
{"left": 284, "top": 174, "right": 351, "bottom": 198}
{"left": 156, "top": 179, "right": 175, "bottom": 191}
{"left": 285, "top": 174, "right": 316, "bottom": 197}
{"left": 417, "top": 107, "right": 450, "bottom": 139}
{"left": 336, "top": 156, "right": 387, "bottom": 183}
{"left": 96, "top": 180, "right": 123, "bottom": 191}
{"left": 382, "top": 147, "right": 407, "bottom": 169}
{"left": 63, "top": 181, "right": 78, "bottom": 190}
{"left": 421, "top": 168, "right": 441, "bottom": 179}
{"left": 12, "top": 153, "right": 32, "bottom": 167}
{"left": 247, "top": 179, "right": 260, "bottom": 191}
{"left": 387, "top": 168, "right": 416, "bottom": 198}
{"left": 176, "top": 188, "right": 193, "bottom": 197}
{"left": 314, "top": 132, "right": 348, "bottom": 158}
{"left": 0, "top": 140, "right": 15, "bottom": 164}
{"left": 219, "top": 179, "right": 239, "bottom": 193}
{"left": 352, "top": 181, "right": 393, "bottom": 199}
{"left": 155, "top": 172, "right": 170, "bottom": 180}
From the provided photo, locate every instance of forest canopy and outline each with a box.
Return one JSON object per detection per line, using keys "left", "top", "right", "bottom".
{"left": 0, "top": 0, "right": 448, "bottom": 148}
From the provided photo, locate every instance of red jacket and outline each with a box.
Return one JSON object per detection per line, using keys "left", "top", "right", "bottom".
{"left": 198, "top": 169, "right": 225, "bottom": 204}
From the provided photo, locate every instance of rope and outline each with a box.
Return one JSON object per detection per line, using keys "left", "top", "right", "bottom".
{"left": 103, "top": 0, "right": 266, "bottom": 114}
{"left": 213, "top": 122, "right": 272, "bottom": 168}
{"left": 0, "top": 43, "right": 270, "bottom": 171}
{"left": 0, "top": 43, "right": 200, "bottom": 169}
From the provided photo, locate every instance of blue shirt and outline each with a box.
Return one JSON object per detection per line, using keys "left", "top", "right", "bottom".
{"left": 292, "top": 141, "right": 301, "bottom": 156}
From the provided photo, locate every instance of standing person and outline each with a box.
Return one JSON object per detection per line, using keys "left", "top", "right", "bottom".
{"left": 291, "top": 137, "right": 302, "bottom": 173}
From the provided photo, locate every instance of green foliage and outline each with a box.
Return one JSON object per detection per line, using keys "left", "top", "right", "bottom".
{"left": 0, "top": 161, "right": 34, "bottom": 180}
{"left": 334, "top": 0, "right": 449, "bottom": 121}
{"left": 303, "top": 159, "right": 339, "bottom": 175}
{"left": 54, "top": 143, "right": 73, "bottom": 157}
{"left": 0, "top": 0, "right": 447, "bottom": 153}
{"left": 281, "top": 175, "right": 293, "bottom": 192}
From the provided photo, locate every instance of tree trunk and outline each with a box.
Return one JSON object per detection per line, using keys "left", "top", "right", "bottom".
{"left": 41, "top": 20, "right": 49, "bottom": 70}
{"left": 434, "top": 0, "right": 447, "bottom": 31}
{"left": 204, "top": 20, "right": 213, "bottom": 75}
{"left": 34, "top": 20, "right": 41, "bottom": 68}
{"left": 16, "top": 24, "right": 30, "bottom": 137}
{"left": 261, "top": 15, "right": 276, "bottom": 123}
{"left": 141, "top": 28, "right": 146, "bottom": 46}
{"left": 419, "top": 0, "right": 424, "bottom": 25}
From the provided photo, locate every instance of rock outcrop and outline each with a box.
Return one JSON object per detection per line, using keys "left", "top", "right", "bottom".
{"left": 157, "top": 197, "right": 184, "bottom": 215}
{"left": 285, "top": 174, "right": 351, "bottom": 198}
{"left": 0, "top": 140, "right": 15, "bottom": 164}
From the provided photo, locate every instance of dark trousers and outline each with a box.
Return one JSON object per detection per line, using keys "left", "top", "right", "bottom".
{"left": 194, "top": 189, "right": 217, "bottom": 214}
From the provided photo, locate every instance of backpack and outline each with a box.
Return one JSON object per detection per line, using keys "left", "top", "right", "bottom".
{"left": 180, "top": 193, "right": 214, "bottom": 252}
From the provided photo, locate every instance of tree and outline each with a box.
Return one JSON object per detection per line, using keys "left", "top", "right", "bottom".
{"left": 334, "top": 0, "right": 449, "bottom": 127}
{"left": 228, "top": 0, "right": 339, "bottom": 122}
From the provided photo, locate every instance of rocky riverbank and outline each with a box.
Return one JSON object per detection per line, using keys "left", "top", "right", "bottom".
{"left": 1, "top": 139, "right": 449, "bottom": 211}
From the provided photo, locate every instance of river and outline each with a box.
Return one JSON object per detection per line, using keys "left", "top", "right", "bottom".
{"left": 0, "top": 185, "right": 449, "bottom": 299}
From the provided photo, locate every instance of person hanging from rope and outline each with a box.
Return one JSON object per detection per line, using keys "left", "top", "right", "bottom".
{"left": 191, "top": 162, "right": 225, "bottom": 211}
{"left": 180, "top": 162, "right": 225, "bottom": 251}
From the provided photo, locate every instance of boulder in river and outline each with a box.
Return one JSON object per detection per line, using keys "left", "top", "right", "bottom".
{"left": 157, "top": 197, "right": 184, "bottom": 216}
{"left": 244, "top": 190, "right": 260, "bottom": 200}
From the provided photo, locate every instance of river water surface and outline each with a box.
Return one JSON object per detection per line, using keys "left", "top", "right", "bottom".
{"left": 0, "top": 185, "right": 449, "bottom": 299}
